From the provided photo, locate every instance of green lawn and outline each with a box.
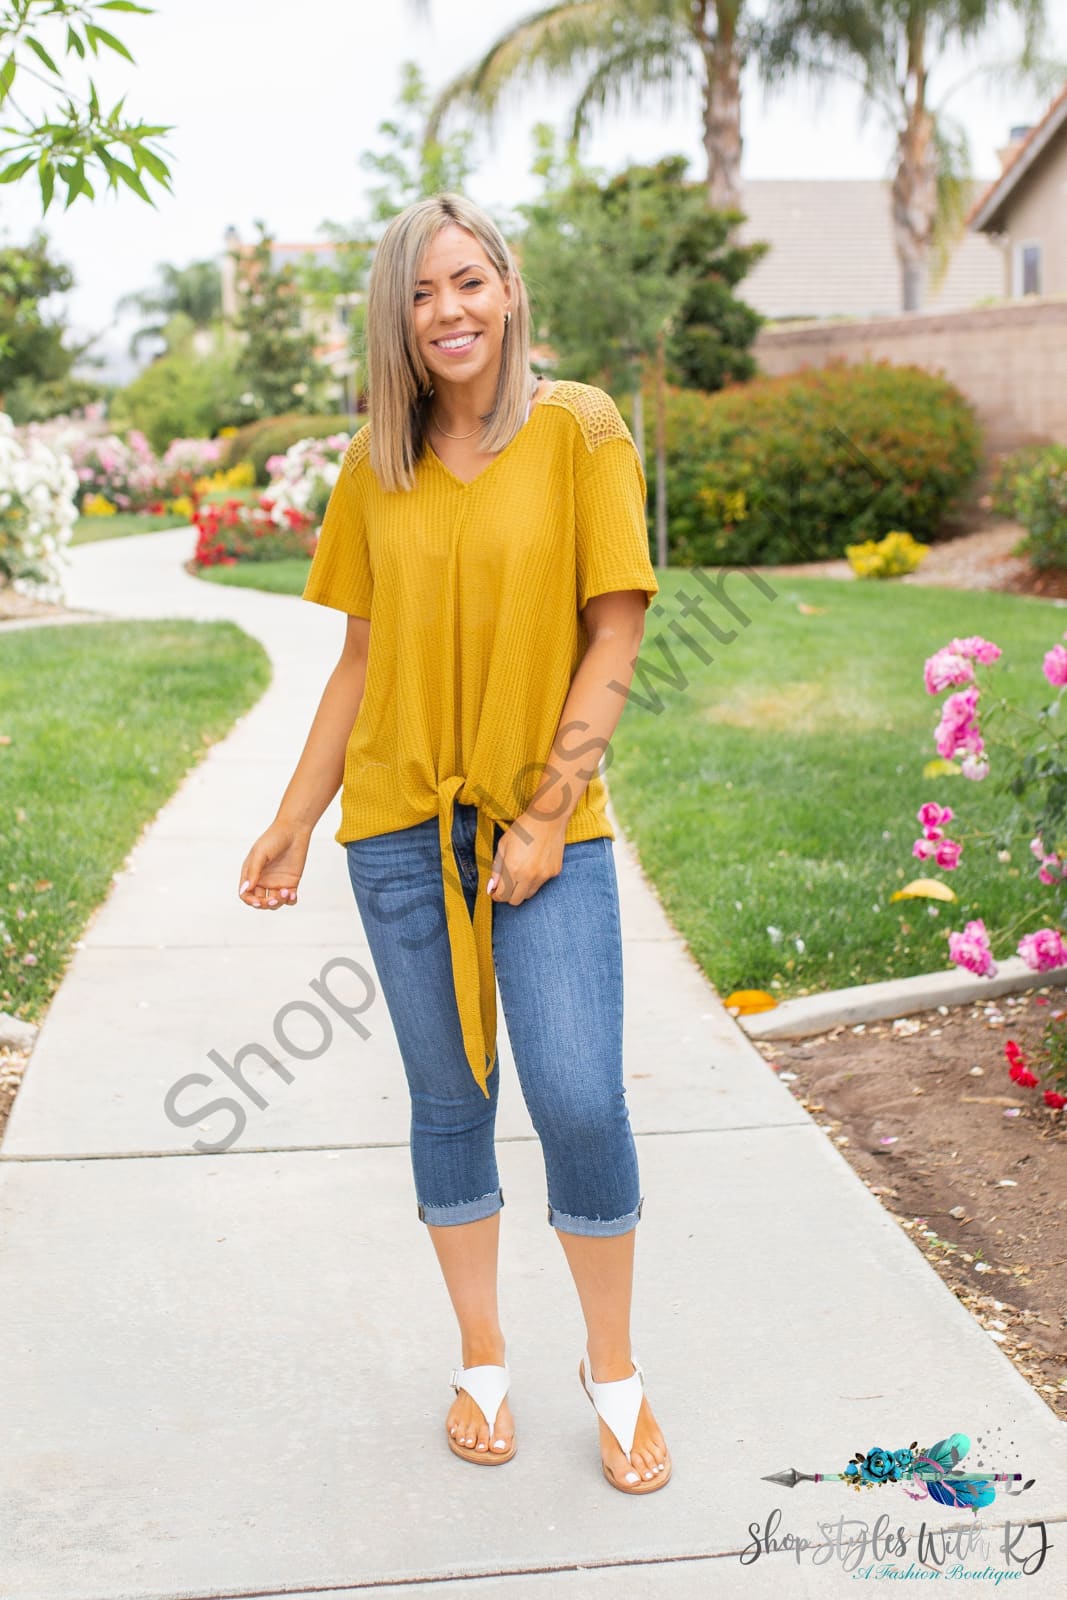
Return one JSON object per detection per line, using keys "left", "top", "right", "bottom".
{"left": 211, "top": 560, "right": 1060, "bottom": 1001}
{"left": 0, "top": 620, "right": 271, "bottom": 1021}
{"left": 605, "top": 571, "right": 1065, "bottom": 1002}
{"left": 198, "top": 557, "right": 311, "bottom": 594}
{"left": 72, "top": 513, "right": 189, "bottom": 545}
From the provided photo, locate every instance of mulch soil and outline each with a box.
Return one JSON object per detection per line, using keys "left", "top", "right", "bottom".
{"left": 751, "top": 988, "right": 1067, "bottom": 1422}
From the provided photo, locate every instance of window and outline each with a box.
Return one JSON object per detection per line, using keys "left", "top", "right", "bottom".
{"left": 1013, "top": 240, "right": 1042, "bottom": 297}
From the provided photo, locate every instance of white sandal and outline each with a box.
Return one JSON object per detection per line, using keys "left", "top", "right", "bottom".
{"left": 578, "top": 1350, "right": 672, "bottom": 1494}
{"left": 446, "top": 1362, "right": 516, "bottom": 1465}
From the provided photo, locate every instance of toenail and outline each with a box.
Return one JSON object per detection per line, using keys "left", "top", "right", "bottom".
{"left": 625, "top": 1471, "right": 640, "bottom": 1483}
{"left": 476, "top": 1442, "right": 487, "bottom": 1450}
{"left": 493, "top": 1439, "right": 507, "bottom": 1450}
{"left": 643, "top": 1471, "right": 653, "bottom": 1479}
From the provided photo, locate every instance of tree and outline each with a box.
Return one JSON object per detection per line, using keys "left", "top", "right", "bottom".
{"left": 230, "top": 222, "right": 329, "bottom": 422}
{"left": 115, "top": 258, "right": 223, "bottom": 360}
{"left": 598, "top": 154, "right": 766, "bottom": 394}
{"left": 295, "top": 62, "right": 477, "bottom": 413}
{"left": 108, "top": 319, "right": 244, "bottom": 449}
{"left": 362, "top": 60, "right": 476, "bottom": 224}
{"left": 0, "top": 228, "right": 103, "bottom": 418}
{"left": 425, "top": 1, "right": 761, "bottom": 216}
{"left": 518, "top": 132, "right": 751, "bottom": 563}
{"left": 760, "top": 1, "right": 1061, "bottom": 311}
{"left": 0, "top": 0, "right": 172, "bottom": 212}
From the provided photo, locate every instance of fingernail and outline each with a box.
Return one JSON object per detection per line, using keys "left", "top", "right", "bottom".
{"left": 486, "top": 876, "right": 496, "bottom": 894}
{"left": 240, "top": 880, "right": 250, "bottom": 894}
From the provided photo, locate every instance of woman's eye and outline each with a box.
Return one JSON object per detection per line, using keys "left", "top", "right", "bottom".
{"left": 462, "top": 278, "right": 483, "bottom": 289}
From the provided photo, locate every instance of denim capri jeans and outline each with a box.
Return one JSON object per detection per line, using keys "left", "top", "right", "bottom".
{"left": 345, "top": 800, "right": 643, "bottom": 1237}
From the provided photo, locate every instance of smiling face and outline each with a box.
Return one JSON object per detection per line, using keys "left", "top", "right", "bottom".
{"left": 413, "top": 222, "right": 512, "bottom": 393}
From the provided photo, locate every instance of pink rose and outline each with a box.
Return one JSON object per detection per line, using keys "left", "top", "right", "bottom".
{"left": 934, "top": 838, "right": 962, "bottom": 869}
{"left": 1017, "top": 927, "right": 1067, "bottom": 972}
{"left": 948, "top": 918, "right": 997, "bottom": 977}
{"left": 1043, "top": 645, "right": 1067, "bottom": 688}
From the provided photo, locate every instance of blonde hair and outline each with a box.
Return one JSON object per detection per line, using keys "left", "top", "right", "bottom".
{"left": 365, "top": 192, "right": 532, "bottom": 492}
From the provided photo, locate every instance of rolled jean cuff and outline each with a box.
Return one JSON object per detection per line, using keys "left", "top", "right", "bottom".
{"left": 547, "top": 1194, "right": 644, "bottom": 1237}
{"left": 417, "top": 1186, "right": 504, "bottom": 1226}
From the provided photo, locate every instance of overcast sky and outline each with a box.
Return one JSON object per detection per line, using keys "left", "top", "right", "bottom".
{"left": 3, "top": 0, "right": 1063, "bottom": 383}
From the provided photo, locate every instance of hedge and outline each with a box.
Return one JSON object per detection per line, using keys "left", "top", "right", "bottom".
{"left": 223, "top": 413, "right": 354, "bottom": 483}
{"left": 626, "top": 362, "right": 982, "bottom": 566}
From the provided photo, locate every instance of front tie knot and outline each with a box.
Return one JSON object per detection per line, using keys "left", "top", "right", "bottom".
{"left": 436, "top": 776, "right": 498, "bottom": 1099}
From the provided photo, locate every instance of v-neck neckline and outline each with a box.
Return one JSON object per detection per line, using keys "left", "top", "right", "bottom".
{"left": 425, "top": 387, "right": 554, "bottom": 491}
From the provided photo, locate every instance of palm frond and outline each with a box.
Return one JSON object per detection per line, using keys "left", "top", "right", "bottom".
{"left": 569, "top": 24, "right": 698, "bottom": 143}
{"left": 426, "top": 0, "right": 648, "bottom": 140}
{"left": 928, "top": 111, "right": 972, "bottom": 295}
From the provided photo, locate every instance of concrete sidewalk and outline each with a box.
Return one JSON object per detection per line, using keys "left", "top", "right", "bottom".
{"left": 1, "top": 527, "right": 1065, "bottom": 1599}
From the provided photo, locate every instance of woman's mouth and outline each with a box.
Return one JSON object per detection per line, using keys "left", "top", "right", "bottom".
{"left": 432, "top": 332, "right": 481, "bottom": 357}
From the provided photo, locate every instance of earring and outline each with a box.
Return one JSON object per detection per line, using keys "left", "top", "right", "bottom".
{"left": 504, "top": 311, "right": 512, "bottom": 326}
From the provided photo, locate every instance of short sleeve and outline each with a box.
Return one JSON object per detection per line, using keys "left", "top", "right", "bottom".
{"left": 301, "top": 443, "right": 373, "bottom": 620}
{"left": 573, "top": 413, "right": 659, "bottom": 613}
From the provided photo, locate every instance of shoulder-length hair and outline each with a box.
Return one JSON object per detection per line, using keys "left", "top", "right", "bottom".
{"left": 365, "top": 192, "right": 532, "bottom": 493}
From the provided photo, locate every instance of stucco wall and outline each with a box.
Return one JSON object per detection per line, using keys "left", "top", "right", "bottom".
{"left": 754, "top": 298, "right": 1067, "bottom": 449}
{"left": 994, "top": 129, "right": 1067, "bottom": 297}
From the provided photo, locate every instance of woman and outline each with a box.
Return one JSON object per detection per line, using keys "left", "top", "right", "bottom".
{"left": 237, "top": 192, "right": 672, "bottom": 1495}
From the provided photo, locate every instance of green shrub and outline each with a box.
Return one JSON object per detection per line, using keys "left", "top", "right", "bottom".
{"left": 995, "top": 444, "right": 1067, "bottom": 571}
{"left": 223, "top": 412, "right": 353, "bottom": 482}
{"left": 109, "top": 345, "right": 245, "bottom": 452}
{"left": 988, "top": 442, "right": 1062, "bottom": 517}
{"left": 626, "top": 362, "right": 982, "bottom": 566}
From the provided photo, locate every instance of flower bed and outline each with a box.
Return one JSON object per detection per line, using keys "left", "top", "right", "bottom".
{"left": 192, "top": 431, "right": 350, "bottom": 568}
{"left": 193, "top": 498, "right": 316, "bottom": 566}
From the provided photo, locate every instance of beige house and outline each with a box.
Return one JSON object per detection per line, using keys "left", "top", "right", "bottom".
{"left": 736, "top": 178, "right": 1004, "bottom": 320}
{"left": 967, "top": 83, "right": 1067, "bottom": 298}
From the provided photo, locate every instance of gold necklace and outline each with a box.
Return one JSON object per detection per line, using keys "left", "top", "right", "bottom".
{"left": 430, "top": 375, "right": 540, "bottom": 440}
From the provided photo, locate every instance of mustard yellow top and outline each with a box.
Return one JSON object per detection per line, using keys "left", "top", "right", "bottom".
{"left": 301, "top": 379, "right": 659, "bottom": 1098}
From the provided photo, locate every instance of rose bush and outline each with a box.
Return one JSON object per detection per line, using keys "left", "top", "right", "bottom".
{"left": 193, "top": 497, "right": 316, "bottom": 567}
{"left": 905, "top": 626, "right": 1067, "bottom": 1100}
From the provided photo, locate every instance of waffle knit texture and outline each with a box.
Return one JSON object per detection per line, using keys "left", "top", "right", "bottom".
{"left": 301, "top": 379, "right": 659, "bottom": 1097}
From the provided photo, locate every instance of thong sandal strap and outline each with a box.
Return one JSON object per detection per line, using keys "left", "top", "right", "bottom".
{"left": 583, "top": 1355, "right": 645, "bottom": 1464}
{"left": 450, "top": 1362, "right": 510, "bottom": 1435}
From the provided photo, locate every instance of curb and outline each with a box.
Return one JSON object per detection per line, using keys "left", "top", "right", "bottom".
{"left": 736, "top": 956, "right": 1067, "bottom": 1040}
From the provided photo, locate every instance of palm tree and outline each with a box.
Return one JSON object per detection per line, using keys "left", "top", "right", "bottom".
{"left": 116, "top": 259, "right": 224, "bottom": 360}
{"left": 760, "top": 0, "right": 1058, "bottom": 311}
{"left": 425, "top": 1, "right": 757, "bottom": 215}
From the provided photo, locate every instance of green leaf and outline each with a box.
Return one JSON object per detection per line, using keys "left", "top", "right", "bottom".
{"left": 25, "top": 37, "right": 60, "bottom": 75}
{"left": 38, "top": 155, "right": 55, "bottom": 212}
{"left": 0, "top": 153, "right": 35, "bottom": 183}
{"left": 0, "top": 53, "right": 15, "bottom": 99}
{"left": 132, "top": 143, "right": 170, "bottom": 184}
{"left": 97, "top": 2, "right": 154, "bottom": 11}
{"left": 66, "top": 25, "right": 85, "bottom": 59}
{"left": 85, "top": 23, "right": 134, "bottom": 62}
{"left": 99, "top": 149, "right": 151, "bottom": 201}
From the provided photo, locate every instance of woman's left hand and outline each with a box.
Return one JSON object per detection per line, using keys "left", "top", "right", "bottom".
{"left": 487, "top": 810, "right": 567, "bottom": 905}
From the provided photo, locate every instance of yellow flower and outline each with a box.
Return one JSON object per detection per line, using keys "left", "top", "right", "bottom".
{"left": 83, "top": 493, "right": 117, "bottom": 516}
{"left": 846, "top": 530, "right": 929, "bottom": 579}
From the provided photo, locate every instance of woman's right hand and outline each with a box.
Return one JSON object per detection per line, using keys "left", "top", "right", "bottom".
{"left": 238, "top": 819, "right": 311, "bottom": 910}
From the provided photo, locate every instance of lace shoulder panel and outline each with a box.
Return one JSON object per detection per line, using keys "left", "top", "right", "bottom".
{"left": 540, "top": 380, "right": 634, "bottom": 454}
{"left": 342, "top": 424, "right": 372, "bottom": 475}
